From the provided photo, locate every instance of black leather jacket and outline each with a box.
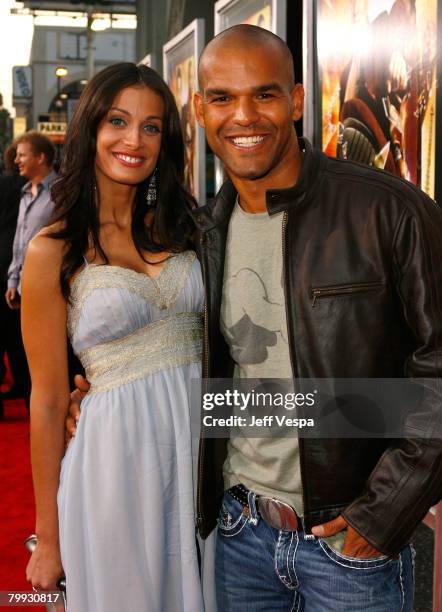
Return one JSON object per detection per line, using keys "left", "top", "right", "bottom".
{"left": 192, "top": 139, "right": 442, "bottom": 556}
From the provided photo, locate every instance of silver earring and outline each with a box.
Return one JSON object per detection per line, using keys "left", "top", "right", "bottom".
{"left": 146, "top": 169, "right": 157, "bottom": 205}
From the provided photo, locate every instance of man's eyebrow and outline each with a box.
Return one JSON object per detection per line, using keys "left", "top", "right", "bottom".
{"left": 204, "top": 89, "right": 230, "bottom": 97}
{"left": 204, "top": 83, "right": 284, "bottom": 97}
{"left": 108, "top": 107, "right": 163, "bottom": 121}
{"left": 255, "top": 83, "right": 284, "bottom": 93}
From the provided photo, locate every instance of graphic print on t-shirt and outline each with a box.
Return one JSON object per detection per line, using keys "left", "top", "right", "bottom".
{"left": 221, "top": 267, "right": 288, "bottom": 367}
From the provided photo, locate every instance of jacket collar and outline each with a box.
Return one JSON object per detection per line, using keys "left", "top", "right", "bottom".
{"left": 191, "top": 178, "right": 236, "bottom": 232}
{"left": 266, "top": 138, "right": 325, "bottom": 215}
{"left": 192, "top": 138, "right": 325, "bottom": 231}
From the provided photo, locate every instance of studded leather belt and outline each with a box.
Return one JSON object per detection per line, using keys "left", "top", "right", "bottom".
{"left": 228, "top": 484, "right": 300, "bottom": 532}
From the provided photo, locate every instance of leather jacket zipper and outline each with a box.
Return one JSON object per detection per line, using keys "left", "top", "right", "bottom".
{"left": 196, "top": 231, "right": 210, "bottom": 533}
{"left": 282, "top": 211, "right": 297, "bottom": 379}
{"left": 311, "top": 281, "right": 384, "bottom": 307}
{"left": 282, "top": 211, "right": 312, "bottom": 526}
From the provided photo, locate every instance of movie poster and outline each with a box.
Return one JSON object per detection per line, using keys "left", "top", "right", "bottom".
{"left": 215, "top": 0, "right": 277, "bottom": 34}
{"left": 243, "top": 6, "right": 272, "bottom": 29}
{"left": 318, "top": 0, "right": 437, "bottom": 198}
{"left": 169, "top": 56, "right": 196, "bottom": 196}
{"left": 163, "top": 19, "right": 205, "bottom": 203}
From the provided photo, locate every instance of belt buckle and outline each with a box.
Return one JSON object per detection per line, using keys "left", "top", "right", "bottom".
{"left": 257, "top": 496, "right": 298, "bottom": 531}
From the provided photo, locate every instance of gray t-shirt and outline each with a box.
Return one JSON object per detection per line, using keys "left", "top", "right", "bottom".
{"left": 220, "top": 200, "right": 346, "bottom": 551}
{"left": 220, "top": 201, "right": 303, "bottom": 513}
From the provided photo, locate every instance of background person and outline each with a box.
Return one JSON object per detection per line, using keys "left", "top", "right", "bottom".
{"left": 4, "top": 131, "right": 56, "bottom": 408}
{"left": 0, "top": 142, "right": 26, "bottom": 416}
{"left": 5, "top": 131, "right": 57, "bottom": 307}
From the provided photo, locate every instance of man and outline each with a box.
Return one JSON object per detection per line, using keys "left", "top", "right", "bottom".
{"left": 4, "top": 131, "right": 56, "bottom": 404}
{"left": 69, "top": 26, "right": 442, "bottom": 611}
{"left": 5, "top": 131, "right": 56, "bottom": 306}
{"left": 0, "top": 142, "right": 26, "bottom": 414}
{"left": 190, "top": 26, "right": 441, "bottom": 611}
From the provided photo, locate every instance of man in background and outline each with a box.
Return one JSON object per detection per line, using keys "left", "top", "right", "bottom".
{"left": 4, "top": 131, "right": 56, "bottom": 407}
{"left": 0, "top": 143, "right": 26, "bottom": 417}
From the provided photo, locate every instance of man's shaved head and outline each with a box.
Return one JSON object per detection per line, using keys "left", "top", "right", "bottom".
{"left": 198, "top": 24, "right": 295, "bottom": 91}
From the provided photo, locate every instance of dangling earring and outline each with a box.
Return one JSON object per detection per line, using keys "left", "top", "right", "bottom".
{"left": 146, "top": 169, "right": 157, "bottom": 206}
{"left": 91, "top": 174, "right": 99, "bottom": 208}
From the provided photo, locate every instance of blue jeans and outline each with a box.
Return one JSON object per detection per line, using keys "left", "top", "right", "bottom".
{"left": 216, "top": 490, "right": 414, "bottom": 611}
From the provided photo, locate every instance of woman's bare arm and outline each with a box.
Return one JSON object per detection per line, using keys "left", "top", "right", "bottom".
{"left": 21, "top": 232, "right": 70, "bottom": 590}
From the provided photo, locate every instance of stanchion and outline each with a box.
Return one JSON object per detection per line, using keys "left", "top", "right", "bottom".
{"left": 24, "top": 535, "right": 66, "bottom": 612}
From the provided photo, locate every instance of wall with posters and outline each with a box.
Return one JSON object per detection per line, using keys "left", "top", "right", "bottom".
{"left": 140, "top": 0, "right": 440, "bottom": 203}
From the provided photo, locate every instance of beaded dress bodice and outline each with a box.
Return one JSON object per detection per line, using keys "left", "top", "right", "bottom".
{"left": 67, "top": 251, "right": 204, "bottom": 393}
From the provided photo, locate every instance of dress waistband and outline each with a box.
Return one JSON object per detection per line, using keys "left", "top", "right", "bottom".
{"left": 79, "top": 312, "right": 203, "bottom": 394}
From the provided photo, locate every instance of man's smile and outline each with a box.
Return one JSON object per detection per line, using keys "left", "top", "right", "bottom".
{"left": 226, "top": 134, "right": 269, "bottom": 151}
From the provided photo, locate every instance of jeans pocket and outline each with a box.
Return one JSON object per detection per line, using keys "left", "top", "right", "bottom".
{"left": 318, "top": 539, "right": 394, "bottom": 570}
{"left": 217, "top": 493, "right": 248, "bottom": 538}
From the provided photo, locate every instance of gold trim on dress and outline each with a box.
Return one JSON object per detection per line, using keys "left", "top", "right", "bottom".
{"left": 80, "top": 312, "right": 203, "bottom": 394}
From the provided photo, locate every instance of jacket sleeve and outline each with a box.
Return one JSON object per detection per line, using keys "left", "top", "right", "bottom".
{"left": 342, "top": 194, "right": 442, "bottom": 556}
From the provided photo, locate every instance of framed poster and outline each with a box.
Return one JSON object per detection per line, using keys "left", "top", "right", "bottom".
{"left": 214, "top": 0, "right": 286, "bottom": 38}
{"left": 163, "top": 19, "right": 206, "bottom": 204}
{"left": 213, "top": 0, "right": 287, "bottom": 192}
{"left": 138, "top": 53, "right": 156, "bottom": 70}
{"left": 316, "top": 0, "right": 438, "bottom": 199}
{"left": 302, "top": 0, "right": 318, "bottom": 144}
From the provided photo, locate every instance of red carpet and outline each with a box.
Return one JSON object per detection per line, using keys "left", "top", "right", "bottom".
{"left": 0, "top": 398, "right": 44, "bottom": 611}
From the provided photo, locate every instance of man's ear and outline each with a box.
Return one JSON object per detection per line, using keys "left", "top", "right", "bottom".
{"left": 291, "top": 83, "right": 304, "bottom": 122}
{"left": 36, "top": 152, "right": 47, "bottom": 167}
{"left": 193, "top": 91, "right": 206, "bottom": 128}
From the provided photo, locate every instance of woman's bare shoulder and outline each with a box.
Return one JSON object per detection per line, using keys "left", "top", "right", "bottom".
{"left": 25, "top": 225, "right": 66, "bottom": 276}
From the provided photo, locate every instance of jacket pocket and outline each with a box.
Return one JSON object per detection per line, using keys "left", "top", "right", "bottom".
{"left": 310, "top": 281, "right": 385, "bottom": 307}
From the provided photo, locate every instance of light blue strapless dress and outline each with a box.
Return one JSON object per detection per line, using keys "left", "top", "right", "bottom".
{"left": 57, "top": 251, "right": 207, "bottom": 612}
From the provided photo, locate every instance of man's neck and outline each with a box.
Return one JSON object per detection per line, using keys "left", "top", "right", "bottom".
{"left": 232, "top": 142, "right": 303, "bottom": 214}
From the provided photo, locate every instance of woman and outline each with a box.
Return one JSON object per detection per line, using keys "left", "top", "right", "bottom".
{"left": 22, "top": 63, "right": 206, "bottom": 611}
